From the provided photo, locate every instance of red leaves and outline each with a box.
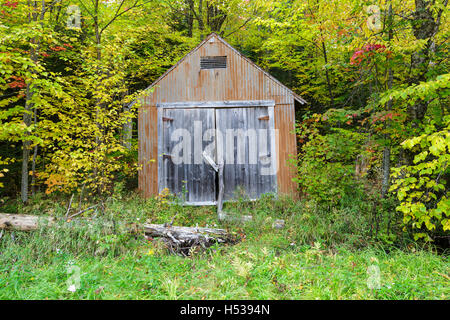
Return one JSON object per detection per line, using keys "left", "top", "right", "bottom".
{"left": 41, "top": 43, "right": 72, "bottom": 57}
{"left": 8, "top": 76, "right": 26, "bottom": 89}
{"left": 344, "top": 113, "right": 358, "bottom": 125}
{"left": 363, "top": 43, "right": 386, "bottom": 52}
{"left": 350, "top": 43, "right": 387, "bottom": 66}
{"left": 371, "top": 112, "right": 401, "bottom": 124}
{"left": 50, "top": 46, "right": 67, "bottom": 52}
{"left": 350, "top": 49, "right": 365, "bottom": 65}
{"left": 48, "top": 43, "right": 72, "bottom": 53}
{"left": 3, "top": 0, "right": 18, "bottom": 8}
{"left": 1, "top": 0, "right": 17, "bottom": 15}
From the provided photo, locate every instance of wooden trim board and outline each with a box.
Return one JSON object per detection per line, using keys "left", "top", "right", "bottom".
{"left": 156, "top": 100, "right": 275, "bottom": 109}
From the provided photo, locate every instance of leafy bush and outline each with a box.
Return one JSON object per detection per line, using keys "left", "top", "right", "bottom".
{"left": 390, "top": 116, "right": 449, "bottom": 241}
{"left": 293, "top": 113, "right": 368, "bottom": 204}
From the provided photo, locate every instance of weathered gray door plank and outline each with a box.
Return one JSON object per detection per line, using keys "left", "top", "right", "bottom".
{"left": 215, "top": 107, "right": 277, "bottom": 200}
{"left": 162, "top": 108, "right": 216, "bottom": 203}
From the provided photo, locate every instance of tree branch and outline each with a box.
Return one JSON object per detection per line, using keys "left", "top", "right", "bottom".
{"left": 224, "top": 17, "right": 252, "bottom": 37}
{"left": 100, "top": 0, "right": 153, "bottom": 35}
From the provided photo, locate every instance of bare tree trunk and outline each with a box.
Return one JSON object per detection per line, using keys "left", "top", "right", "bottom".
{"left": 381, "top": 146, "right": 391, "bottom": 197}
{"left": 22, "top": 0, "right": 50, "bottom": 201}
{"left": 206, "top": 1, "right": 227, "bottom": 33}
{"left": 408, "top": 0, "right": 448, "bottom": 122}
{"left": 21, "top": 3, "right": 35, "bottom": 203}
{"left": 92, "top": 0, "right": 102, "bottom": 183}
{"left": 381, "top": 3, "right": 394, "bottom": 198}
{"left": 21, "top": 109, "right": 31, "bottom": 202}
{"left": 197, "top": 0, "right": 205, "bottom": 39}
{"left": 122, "top": 120, "right": 133, "bottom": 149}
{"left": 21, "top": 44, "right": 37, "bottom": 203}
{"left": 31, "top": 107, "right": 38, "bottom": 196}
{"left": 321, "top": 41, "right": 334, "bottom": 108}
{"left": 185, "top": 0, "right": 194, "bottom": 37}
{"left": 122, "top": 90, "right": 133, "bottom": 150}
{"left": 187, "top": 0, "right": 225, "bottom": 38}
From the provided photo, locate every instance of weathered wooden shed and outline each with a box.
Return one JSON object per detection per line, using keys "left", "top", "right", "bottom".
{"left": 138, "top": 33, "right": 306, "bottom": 205}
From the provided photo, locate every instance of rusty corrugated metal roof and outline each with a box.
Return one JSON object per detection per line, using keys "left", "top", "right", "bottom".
{"left": 141, "top": 33, "right": 307, "bottom": 105}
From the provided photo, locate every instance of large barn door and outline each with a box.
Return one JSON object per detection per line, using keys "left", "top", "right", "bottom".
{"left": 215, "top": 107, "right": 277, "bottom": 200}
{"left": 161, "top": 108, "right": 216, "bottom": 204}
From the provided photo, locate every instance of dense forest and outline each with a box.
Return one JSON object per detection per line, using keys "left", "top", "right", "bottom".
{"left": 0, "top": 0, "right": 449, "bottom": 301}
{"left": 0, "top": 0, "right": 449, "bottom": 270}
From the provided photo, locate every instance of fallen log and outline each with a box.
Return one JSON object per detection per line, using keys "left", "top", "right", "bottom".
{"left": 144, "top": 223, "right": 238, "bottom": 255}
{"left": 0, "top": 213, "right": 55, "bottom": 231}
{"left": 0, "top": 213, "right": 239, "bottom": 255}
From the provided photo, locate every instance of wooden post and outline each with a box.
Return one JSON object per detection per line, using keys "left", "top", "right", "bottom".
{"left": 217, "top": 164, "right": 224, "bottom": 215}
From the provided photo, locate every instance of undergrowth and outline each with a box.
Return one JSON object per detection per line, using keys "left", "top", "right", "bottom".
{"left": 0, "top": 191, "right": 448, "bottom": 299}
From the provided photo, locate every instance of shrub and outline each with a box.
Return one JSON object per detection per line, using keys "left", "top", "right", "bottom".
{"left": 390, "top": 116, "right": 450, "bottom": 241}
{"left": 293, "top": 113, "right": 367, "bottom": 204}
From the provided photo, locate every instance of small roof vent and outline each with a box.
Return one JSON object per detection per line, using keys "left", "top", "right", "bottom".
{"left": 200, "top": 56, "right": 227, "bottom": 69}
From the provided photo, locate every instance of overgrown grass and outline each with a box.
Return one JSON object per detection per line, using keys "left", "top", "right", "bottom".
{"left": 0, "top": 192, "right": 448, "bottom": 299}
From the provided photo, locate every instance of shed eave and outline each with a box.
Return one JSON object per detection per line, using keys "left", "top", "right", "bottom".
{"left": 133, "top": 32, "right": 307, "bottom": 106}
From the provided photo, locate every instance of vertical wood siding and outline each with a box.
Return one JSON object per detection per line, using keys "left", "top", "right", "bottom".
{"left": 138, "top": 35, "right": 299, "bottom": 198}
{"left": 139, "top": 105, "right": 158, "bottom": 197}
{"left": 215, "top": 107, "right": 277, "bottom": 200}
{"left": 161, "top": 108, "right": 217, "bottom": 203}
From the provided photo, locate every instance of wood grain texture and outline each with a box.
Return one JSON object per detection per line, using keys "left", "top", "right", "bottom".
{"left": 144, "top": 223, "right": 238, "bottom": 255}
{"left": 0, "top": 214, "right": 55, "bottom": 231}
{"left": 160, "top": 108, "right": 217, "bottom": 203}
{"left": 215, "top": 107, "right": 277, "bottom": 200}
